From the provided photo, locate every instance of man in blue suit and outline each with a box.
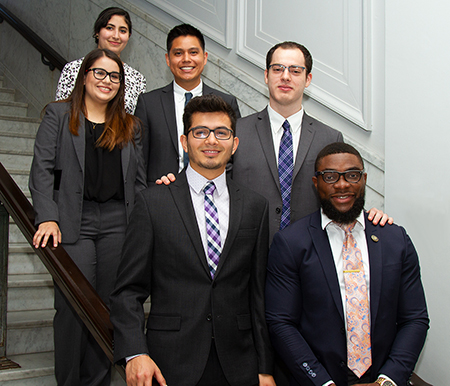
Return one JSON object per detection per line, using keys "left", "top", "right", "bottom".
{"left": 265, "top": 142, "right": 429, "bottom": 386}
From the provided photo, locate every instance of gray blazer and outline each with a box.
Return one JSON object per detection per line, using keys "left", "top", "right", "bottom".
{"left": 29, "top": 102, "right": 147, "bottom": 244}
{"left": 232, "top": 108, "right": 343, "bottom": 241}
{"left": 134, "top": 82, "right": 241, "bottom": 183}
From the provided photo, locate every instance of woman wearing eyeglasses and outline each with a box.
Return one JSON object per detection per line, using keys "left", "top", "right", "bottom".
{"left": 29, "top": 48, "right": 147, "bottom": 386}
{"left": 55, "top": 7, "right": 146, "bottom": 114}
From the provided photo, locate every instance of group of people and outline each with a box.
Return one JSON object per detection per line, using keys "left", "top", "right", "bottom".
{"left": 28, "top": 6, "right": 429, "bottom": 386}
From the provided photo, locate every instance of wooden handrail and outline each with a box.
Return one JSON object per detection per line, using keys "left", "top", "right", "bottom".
{"left": 0, "top": 162, "right": 125, "bottom": 379}
{"left": 0, "top": 4, "right": 67, "bottom": 71}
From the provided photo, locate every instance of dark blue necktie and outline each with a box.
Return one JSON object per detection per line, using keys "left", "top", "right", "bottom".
{"left": 278, "top": 120, "right": 293, "bottom": 230}
{"left": 183, "top": 92, "right": 193, "bottom": 168}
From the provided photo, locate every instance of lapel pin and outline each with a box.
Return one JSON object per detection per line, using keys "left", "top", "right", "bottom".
{"left": 371, "top": 235, "right": 379, "bottom": 242}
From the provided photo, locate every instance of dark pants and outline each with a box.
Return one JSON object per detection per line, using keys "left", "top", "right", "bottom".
{"left": 54, "top": 200, "right": 126, "bottom": 386}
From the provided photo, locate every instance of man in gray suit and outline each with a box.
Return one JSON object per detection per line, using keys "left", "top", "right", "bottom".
{"left": 110, "top": 95, "right": 275, "bottom": 386}
{"left": 135, "top": 23, "right": 241, "bottom": 183}
{"left": 232, "top": 41, "right": 345, "bottom": 242}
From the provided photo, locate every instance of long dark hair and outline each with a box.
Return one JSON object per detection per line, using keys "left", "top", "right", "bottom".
{"left": 67, "top": 48, "right": 138, "bottom": 150}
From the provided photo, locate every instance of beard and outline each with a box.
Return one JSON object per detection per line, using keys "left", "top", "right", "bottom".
{"left": 320, "top": 193, "right": 365, "bottom": 225}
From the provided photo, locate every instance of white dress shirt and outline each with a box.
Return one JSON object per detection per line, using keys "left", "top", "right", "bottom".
{"left": 321, "top": 210, "right": 396, "bottom": 386}
{"left": 173, "top": 81, "right": 203, "bottom": 172}
{"left": 267, "top": 104, "right": 304, "bottom": 164}
{"left": 186, "top": 165, "right": 230, "bottom": 257}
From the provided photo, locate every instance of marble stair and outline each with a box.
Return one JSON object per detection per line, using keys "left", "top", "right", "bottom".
{"left": 0, "top": 74, "right": 126, "bottom": 385}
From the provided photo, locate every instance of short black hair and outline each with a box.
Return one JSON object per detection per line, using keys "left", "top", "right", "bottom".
{"left": 167, "top": 23, "right": 205, "bottom": 53}
{"left": 183, "top": 95, "right": 236, "bottom": 136}
{"left": 315, "top": 142, "right": 364, "bottom": 171}
{"left": 93, "top": 7, "right": 132, "bottom": 44}
{"left": 266, "top": 41, "right": 313, "bottom": 76}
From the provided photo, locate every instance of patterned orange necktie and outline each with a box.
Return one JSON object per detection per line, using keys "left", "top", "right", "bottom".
{"left": 342, "top": 222, "right": 371, "bottom": 378}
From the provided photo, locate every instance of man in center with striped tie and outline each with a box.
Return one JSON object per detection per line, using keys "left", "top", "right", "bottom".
{"left": 110, "top": 94, "right": 275, "bottom": 386}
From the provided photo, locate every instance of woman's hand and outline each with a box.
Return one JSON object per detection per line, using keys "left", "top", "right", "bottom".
{"left": 33, "top": 221, "right": 62, "bottom": 248}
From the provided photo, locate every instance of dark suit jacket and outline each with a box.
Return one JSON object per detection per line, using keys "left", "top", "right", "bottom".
{"left": 134, "top": 82, "right": 241, "bottom": 183}
{"left": 29, "top": 102, "right": 147, "bottom": 243}
{"left": 232, "top": 108, "right": 343, "bottom": 242}
{"left": 265, "top": 210, "right": 429, "bottom": 386}
{"left": 110, "top": 171, "right": 273, "bottom": 386}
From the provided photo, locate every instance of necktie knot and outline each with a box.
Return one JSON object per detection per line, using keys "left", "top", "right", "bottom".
{"left": 343, "top": 221, "right": 357, "bottom": 234}
{"left": 282, "top": 119, "right": 291, "bottom": 132}
{"left": 185, "top": 92, "right": 193, "bottom": 106}
{"left": 203, "top": 181, "right": 216, "bottom": 196}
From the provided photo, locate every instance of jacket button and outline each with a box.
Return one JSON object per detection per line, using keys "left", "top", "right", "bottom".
{"left": 206, "top": 314, "right": 212, "bottom": 321}
{"left": 340, "top": 327, "right": 345, "bottom": 334}
{"left": 276, "top": 207, "right": 281, "bottom": 214}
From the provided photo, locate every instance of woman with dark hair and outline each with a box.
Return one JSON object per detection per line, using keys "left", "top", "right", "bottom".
{"left": 30, "top": 48, "right": 147, "bottom": 386}
{"left": 55, "top": 7, "right": 146, "bottom": 114}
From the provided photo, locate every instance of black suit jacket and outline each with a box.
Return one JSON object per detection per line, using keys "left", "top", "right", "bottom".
{"left": 110, "top": 171, "right": 273, "bottom": 386}
{"left": 265, "top": 210, "right": 429, "bottom": 386}
{"left": 232, "top": 108, "right": 343, "bottom": 241}
{"left": 134, "top": 82, "right": 241, "bottom": 183}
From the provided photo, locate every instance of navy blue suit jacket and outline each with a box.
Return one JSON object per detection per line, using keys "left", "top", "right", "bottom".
{"left": 265, "top": 210, "right": 429, "bottom": 386}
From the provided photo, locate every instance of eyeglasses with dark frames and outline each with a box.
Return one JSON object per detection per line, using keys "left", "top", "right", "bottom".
{"left": 86, "top": 68, "right": 123, "bottom": 83}
{"left": 315, "top": 170, "right": 365, "bottom": 184}
{"left": 188, "top": 126, "right": 234, "bottom": 140}
{"left": 268, "top": 64, "right": 306, "bottom": 76}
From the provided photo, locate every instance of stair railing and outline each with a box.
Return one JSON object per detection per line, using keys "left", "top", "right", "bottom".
{"left": 0, "top": 4, "right": 67, "bottom": 71}
{"left": 0, "top": 161, "right": 125, "bottom": 379}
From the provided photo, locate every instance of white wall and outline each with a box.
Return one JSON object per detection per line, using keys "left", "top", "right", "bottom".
{"left": 385, "top": 2, "right": 450, "bottom": 384}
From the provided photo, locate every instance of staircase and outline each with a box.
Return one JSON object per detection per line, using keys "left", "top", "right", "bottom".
{"left": 0, "top": 75, "right": 126, "bottom": 385}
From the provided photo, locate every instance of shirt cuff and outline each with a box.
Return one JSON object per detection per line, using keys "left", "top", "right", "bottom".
{"left": 125, "top": 353, "right": 149, "bottom": 363}
{"left": 379, "top": 374, "right": 397, "bottom": 386}
{"left": 322, "top": 381, "right": 335, "bottom": 386}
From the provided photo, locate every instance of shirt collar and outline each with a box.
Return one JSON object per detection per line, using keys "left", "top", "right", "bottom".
{"left": 173, "top": 80, "right": 203, "bottom": 101}
{"left": 321, "top": 208, "right": 366, "bottom": 231}
{"left": 267, "top": 104, "right": 304, "bottom": 135}
{"left": 186, "top": 165, "right": 227, "bottom": 196}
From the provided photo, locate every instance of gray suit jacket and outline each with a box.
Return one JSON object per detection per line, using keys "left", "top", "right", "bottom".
{"left": 29, "top": 102, "right": 147, "bottom": 244}
{"left": 232, "top": 107, "right": 343, "bottom": 241}
{"left": 134, "top": 82, "right": 241, "bottom": 183}
{"left": 110, "top": 172, "right": 274, "bottom": 386}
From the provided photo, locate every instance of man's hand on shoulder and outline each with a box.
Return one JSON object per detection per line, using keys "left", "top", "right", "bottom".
{"left": 126, "top": 355, "right": 167, "bottom": 386}
{"left": 259, "top": 373, "right": 276, "bottom": 386}
{"left": 155, "top": 173, "right": 176, "bottom": 185}
{"left": 367, "top": 207, "right": 394, "bottom": 226}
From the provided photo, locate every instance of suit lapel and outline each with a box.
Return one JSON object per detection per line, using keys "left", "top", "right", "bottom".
{"left": 364, "top": 214, "right": 382, "bottom": 327}
{"left": 169, "top": 172, "right": 211, "bottom": 278}
{"left": 293, "top": 113, "right": 315, "bottom": 179}
{"left": 214, "top": 177, "right": 242, "bottom": 278}
{"left": 72, "top": 113, "right": 85, "bottom": 171}
{"left": 161, "top": 83, "right": 179, "bottom": 153}
{"left": 121, "top": 142, "right": 130, "bottom": 181}
{"left": 309, "top": 211, "right": 345, "bottom": 321}
{"left": 256, "top": 108, "right": 280, "bottom": 192}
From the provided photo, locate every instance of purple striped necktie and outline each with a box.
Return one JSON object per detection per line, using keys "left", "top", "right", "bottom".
{"left": 203, "top": 182, "right": 222, "bottom": 278}
{"left": 278, "top": 120, "right": 294, "bottom": 230}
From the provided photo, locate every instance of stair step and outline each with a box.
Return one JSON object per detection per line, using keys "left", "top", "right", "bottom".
{"left": 7, "top": 274, "right": 54, "bottom": 312}
{"left": 0, "top": 152, "right": 33, "bottom": 174}
{"left": 7, "top": 309, "right": 54, "bottom": 355}
{"left": 9, "top": 245, "right": 48, "bottom": 275}
{"left": 0, "top": 115, "right": 40, "bottom": 135}
{"left": 0, "top": 132, "right": 36, "bottom": 154}
{"left": 9, "top": 218, "right": 33, "bottom": 245}
{"left": 5, "top": 168, "right": 30, "bottom": 195}
{"left": 0, "top": 352, "right": 56, "bottom": 386}
{"left": 0, "top": 101, "right": 28, "bottom": 117}
{"left": 0, "top": 87, "right": 15, "bottom": 102}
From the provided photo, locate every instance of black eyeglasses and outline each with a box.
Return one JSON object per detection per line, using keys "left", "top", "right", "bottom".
{"left": 86, "top": 68, "right": 123, "bottom": 83}
{"left": 188, "top": 126, "right": 234, "bottom": 140}
{"left": 315, "top": 170, "right": 365, "bottom": 184}
{"left": 268, "top": 64, "right": 306, "bottom": 76}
